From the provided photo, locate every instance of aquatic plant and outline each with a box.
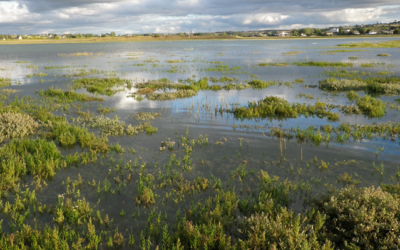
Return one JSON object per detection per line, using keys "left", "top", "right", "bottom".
{"left": 377, "top": 53, "right": 391, "bottom": 56}
{"left": 233, "top": 96, "right": 339, "bottom": 121}
{"left": 73, "top": 112, "right": 157, "bottom": 136}
{"left": 366, "top": 76, "right": 400, "bottom": 94}
{"left": 134, "top": 112, "right": 160, "bottom": 121}
{"left": 337, "top": 40, "right": 400, "bottom": 48}
{"left": 319, "top": 78, "right": 367, "bottom": 91}
{"left": 166, "top": 60, "right": 184, "bottom": 63}
{"left": 0, "top": 138, "right": 62, "bottom": 192}
{"left": 346, "top": 91, "right": 359, "bottom": 101}
{"left": 292, "top": 61, "right": 353, "bottom": 67}
{"left": 39, "top": 87, "right": 104, "bottom": 102}
{"left": 26, "top": 72, "right": 48, "bottom": 77}
{"left": 73, "top": 77, "right": 131, "bottom": 96}
{"left": 238, "top": 208, "right": 333, "bottom": 249}
{"left": 0, "top": 112, "right": 39, "bottom": 141}
{"left": 223, "top": 83, "right": 251, "bottom": 90}
{"left": 247, "top": 79, "right": 277, "bottom": 89}
{"left": 258, "top": 62, "right": 289, "bottom": 67}
{"left": 0, "top": 78, "right": 11, "bottom": 87}
{"left": 356, "top": 95, "right": 386, "bottom": 117}
{"left": 147, "top": 89, "right": 197, "bottom": 101}
{"left": 282, "top": 51, "right": 305, "bottom": 55}
{"left": 311, "top": 186, "right": 400, "bottom": 249}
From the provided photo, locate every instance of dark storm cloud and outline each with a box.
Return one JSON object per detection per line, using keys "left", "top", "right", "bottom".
{"left": 0, "top": 0, "right": 399, "bottom": 34}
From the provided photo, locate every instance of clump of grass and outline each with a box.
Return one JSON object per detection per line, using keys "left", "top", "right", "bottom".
{"left": 0, "top": 88, "right": 19, "bottom": 95}
{"left": 311, "top": 186, "right": 400, "bottom": 249}
{"left": 319, "top": 78, "right": 367, "bottom": 91}
{"left": 73, "top": 78, "right": 132, "bottom": 96}
{"left": 166, "top": 60, "right": 184, "bottom": 63}
{"left": 377, "top": 53, "right": 391, "bottom": 57}
{"left": 0, "top": 112, "right": 39, "bottom": 141}
{"left": 247, "top": 79, "right": 277, "bottom": 89}
{"left": 282, "top": 51, "right": 305, "bottom": 55}
{"left": 0, "top": 138, "right": 62, "bottom": 192}
{"left": 356, "top": 95, "right": 386, "bottom": 117}
{"left": 97, "top": 107, "right": 112, "bottom": 114}
{"left": 293, "top": 78, "right": 305, "bottom": 83}
{"left": 0, "top": 78, "right": 12, "bottom": 87}
{"left": 325, "top": 49, "right": 365, "bottom": 53}
{"left": 48, "top": 118, "right": 110, "bottom": 153}
{"left": 293, "top": 61, "right": 353, "bottom": 67}
{"left": 233, "top": 96, "right": 339, "bottom": 121}
{"left": 39, "top": 87, "right": 104, "bottom": 102}
{"left": 135, "top": 88, "right": 155, "bottom": 95}
{"left": 239, "top": 208, "right": 331, "bottom": 249}
{"left": 223, "top": 83, "right": 251, "bottom": 90}
{"left": 361, "top": 62, "right": 385, "bottom": 67}
{"left": 73, "top": 68, "right": 99, "bottom": 77}
{"left": 296, "top": 93, "right": 314, "bottom": 100}
{"left": 135, "top": 78, "right": 172, "bottom": 90}
{"left": 134, "top": 112, "right": 160, "bottom": 121}
{"left": 147, "top": 89, "right": 197, "bottom": 101}
{"left": 74, "top": 112, "right": 157, "bottom": 136}
{"left": 218, "top": 76, "right": 233, "bottom": 82}
{"left": 366, "top": 76, "right": 400, "bottom": 94}
{"left": 346, "top": 91, "right": 359, "bottom": 101}
{"left": 259, "top": 62, "right": 289, "bottom": 67}
{"left": 27, "top": 72, "right": 48, "bottom": 77}
{"left": 337, "top": 40, "right": 400, "bottom": 48}
{"left": 208, "top": 85, "right": 223, "bottom": 91}
{"left": 44, "top": 65, "right": 71, "bottom": 69}
{"left": 348, "top": 56, "right": 358, "bottom": 60}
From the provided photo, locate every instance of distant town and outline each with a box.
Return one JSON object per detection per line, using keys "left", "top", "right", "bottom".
{"left": 1, "top": 20, "right": 400, "bottom": 40}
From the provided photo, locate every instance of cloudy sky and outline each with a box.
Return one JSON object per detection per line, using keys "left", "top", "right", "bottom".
{"left": 0, "top": 0, "right": 399, "bottom": 34}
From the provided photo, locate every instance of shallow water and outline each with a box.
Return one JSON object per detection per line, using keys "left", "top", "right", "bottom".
{"left": 1, "top": 37, "right": 400, "bottom": 248}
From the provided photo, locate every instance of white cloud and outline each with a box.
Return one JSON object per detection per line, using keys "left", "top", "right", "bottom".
{"left": 0, "top": 0, "right": 399, "bottom": 34}
{"left": 0, "top": 1, "right": 30, "bottom": 23}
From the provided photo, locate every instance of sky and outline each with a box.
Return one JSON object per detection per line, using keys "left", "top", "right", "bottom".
{"left": 0, "top": 0, "right": 399, "bottom": 35}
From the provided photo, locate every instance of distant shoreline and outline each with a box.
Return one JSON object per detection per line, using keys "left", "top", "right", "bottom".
{"left": 1, "top": 34, "right": 400, "bottom": 45}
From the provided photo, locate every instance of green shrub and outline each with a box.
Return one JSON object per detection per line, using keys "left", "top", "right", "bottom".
{"left": 238, "top": 209, "right": 334, "bottom": 250}
{"left": 319, "top": 78, "right": 367, "bottom": 91}
{"left": 0, "top": 139, "right": 62, "bottom": 191}
{"left": 311, "top": 186, "right": 400, "bottom": 249}
{"left": 247, "top": 79, "right": 276, "bottom": 89}
{"left": 356, "top": 95, "right": 386, "bottom": 117}
{"left": 0, "top": 112, "right": 39, "bottom": 142}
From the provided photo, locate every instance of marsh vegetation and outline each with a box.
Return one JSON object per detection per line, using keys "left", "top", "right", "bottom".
{"left": 0, "top": 38, "right": 400, "bottom": 249}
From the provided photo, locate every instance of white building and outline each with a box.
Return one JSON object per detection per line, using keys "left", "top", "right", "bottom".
{"left": 328, "top": 28, "right": 339, "bottom": 33}
{"left": 368, "top": 31, "right": 377, "bottom": 35}
{"left": 277, "top": 31, "right": 290, "bottom": 36}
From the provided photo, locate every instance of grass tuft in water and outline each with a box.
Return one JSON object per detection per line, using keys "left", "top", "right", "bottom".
{"left": 39, "top": 87, "right": 104, "bottom": 102}
{"left": 293, "top": 61, "right": 353, "bottom": 67}
{"left": 73, "top": 78, "right": 132, "bottom": 96}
